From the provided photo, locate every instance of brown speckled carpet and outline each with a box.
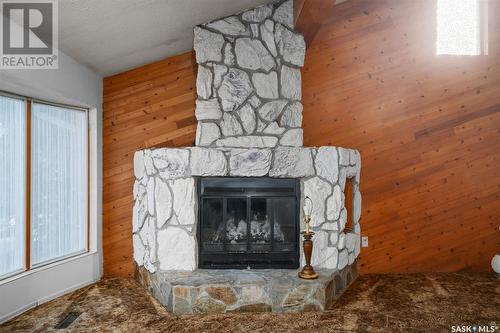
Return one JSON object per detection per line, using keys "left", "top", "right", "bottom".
{"left": 1, "top": 273, "right": 498, "bottom": 332}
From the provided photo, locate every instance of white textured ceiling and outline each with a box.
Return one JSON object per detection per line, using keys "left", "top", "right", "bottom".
{"left": 59, "top": 0, "right": 272, "bottom": 76}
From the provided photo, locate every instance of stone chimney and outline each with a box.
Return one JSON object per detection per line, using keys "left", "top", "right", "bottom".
{"left": 193, "top": 0, "right": 306, "bottom": 148}
{"left": 132, "top": 1, "right": 363, "bottom": 307}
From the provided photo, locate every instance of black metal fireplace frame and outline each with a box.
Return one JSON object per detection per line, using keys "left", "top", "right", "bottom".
{"left": 197, "top": 177, "right": 300, "bottom": 269}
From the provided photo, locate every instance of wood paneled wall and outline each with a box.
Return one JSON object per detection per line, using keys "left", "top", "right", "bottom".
{"left": 103, "top": 53, "right": 198, "bottom": 276}
{"left": 103, "top": 0, "right": 500, "bottom": 277}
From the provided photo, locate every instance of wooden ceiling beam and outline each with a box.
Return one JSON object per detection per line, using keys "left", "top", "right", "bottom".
{"left": 294, "top": 0, "right": 336, "bottom": 47}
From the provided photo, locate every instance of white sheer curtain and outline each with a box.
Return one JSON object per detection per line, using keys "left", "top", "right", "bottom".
{"left": 30, "top": 102, "right": 87, "bottom": 266}
{"left": 0, "top": 95, "right": 26, "bottom": 277}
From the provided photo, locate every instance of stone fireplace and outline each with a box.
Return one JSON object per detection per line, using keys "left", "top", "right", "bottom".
{"left": 132, "top": 0, "right": 362, "bottom": 313}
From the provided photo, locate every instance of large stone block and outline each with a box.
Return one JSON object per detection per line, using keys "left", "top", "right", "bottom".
{"left": 155, "top": 178, "right": 172, "bottom": 228}
{"left": 134, "top": 150, "right": 145, "bottom": 179}
{"left": 280, "top": 128, "right": 303, "bottom": 147}
{"left": 195, "top": 99, "right": 221, "bottom": 120}
{"left": 280, "top": 65, "right": 301, "bottom": 100}
{"left": 269, "top": 147, "right": 314, "bottom": 177}
{"left": 220, "top": 113, "right": 244, "bottom": 136}
{"left": 252, "top": 71, "right": 278, "bottom": 99}
{"left": 315, "top": 147, "right": 339, "bottom": 184}
{"left": 218, "top": 68, "right": 253, "bottom": 112}
{"left": 158, "top": 227, "right": 196, "bottom": 271}
{"left": 310, "top": 230, "right": 338, "bottom": 269}
{"left": 169, "top": 178, "right": 196, "bottom": 226}
{"left": 235, "top": 38, "right": 275, "bottom": 71}
{"left": 152, "top": 148, "right": 190, "bottom": 179}
{"left": 229, "top": 149, "right": 272, "bottom": 176}
{"left": 304, "top": 177, "right": 332, "bottom": 226}
{"left": 273, "top": 0, "right": 293, "bottom": 29}
{"left": 275, "top": 24, "right": 305, "bottom": 66}
{"left": 206, "top": 16, "right": 248, "bottom": 36}
{"left": 205, "top": 286, "right": 237, "bottom": 305}
{"left": 280, "top": 102, "right": 303, "bottom": 128}
{"left": 196, "top": 122, "right": 221, "bottom": 146}
{"left": 258, "top": 100, "right": 288, "bottom": 122}
{"left": 196, "top": 66, "right": 213, "bottom": 99}
{"left": 236, "top": 103, "right": 256, "bottom": 134}
{"left": 194, "top": 27, "right": 224, "bottom": 63}
{"left": 190, "top": 147, "right": 227, "bottom": 176}
{"left": 327, "top": 185, "right": 342, "bottom": 221}
{"left": 193, "top": 294, "right": 226, "bottom": 314}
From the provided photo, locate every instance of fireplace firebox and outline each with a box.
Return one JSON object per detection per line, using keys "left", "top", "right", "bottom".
{"left": 197, "top": 177, "right": 300, "bottom": 269}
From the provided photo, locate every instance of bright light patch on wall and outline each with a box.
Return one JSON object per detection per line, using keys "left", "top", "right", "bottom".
{"left": 436, "top": 0, "right": 484, "bottom": 55}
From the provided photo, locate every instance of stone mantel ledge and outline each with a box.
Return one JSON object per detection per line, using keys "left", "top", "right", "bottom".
{"left": 132, "top": 146, "right": 362, "bottom": 274}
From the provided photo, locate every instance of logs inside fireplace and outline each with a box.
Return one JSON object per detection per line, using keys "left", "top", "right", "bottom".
{"left": 197, "top": 177, "right": 300, "bottom": 269}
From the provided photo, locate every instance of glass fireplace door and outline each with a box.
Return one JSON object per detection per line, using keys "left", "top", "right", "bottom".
{"left": 272, "top": 197, "right": 296, "bottom": 252}
{"left": 198, "top": 177, "right": 300, "bottom": 269}
{"left": 225, "top": 198, "right": 247, "bottom": 252}
{"left": 249, "top": 198, "right": 270, "bottom": 252}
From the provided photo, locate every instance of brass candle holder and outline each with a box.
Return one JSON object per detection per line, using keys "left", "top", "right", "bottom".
{"left": 298, "top": 197, "right": 318, "bottom": 280}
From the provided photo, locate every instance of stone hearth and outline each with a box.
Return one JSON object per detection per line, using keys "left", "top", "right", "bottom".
{"left": 136, "top": 264, "right": 358, "bottom": 314}
{"left": 132, "top": 0, "right": 362, "bottom": 314}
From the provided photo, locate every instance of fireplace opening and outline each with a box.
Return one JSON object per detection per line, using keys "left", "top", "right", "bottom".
{"left": 197, "top": 177, "right": 300, "bottom": 269}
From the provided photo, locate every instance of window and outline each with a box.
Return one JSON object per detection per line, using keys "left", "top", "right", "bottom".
{"left": 436, "top": 0, "right": 488, "bottom": 55}
{"left": 0, "top": 96, "right": 26, "bottom": 278}
{"left": 0, "top": 93, "right": 88, "bottom": 279}
{"left": 30, "top": 102, "right": 88, "bottom": 266}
